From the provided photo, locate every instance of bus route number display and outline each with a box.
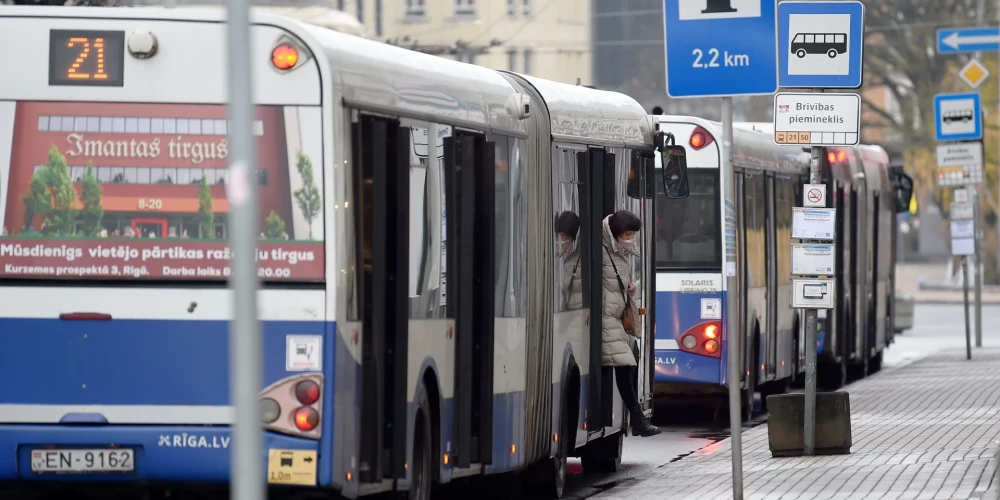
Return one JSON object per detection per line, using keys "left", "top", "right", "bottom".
{"left": 48, "top": 30, "right": 126, "bottom": 87}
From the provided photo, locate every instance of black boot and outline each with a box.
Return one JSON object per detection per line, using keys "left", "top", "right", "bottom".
{"left": 628, "top": 405, "right": 661, "bottom": 437}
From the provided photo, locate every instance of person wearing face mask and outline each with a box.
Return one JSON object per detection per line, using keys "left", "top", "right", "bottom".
{"left": 601, "top": 209, "right": 661, "bottom": 437}
{"left": 555, "top": 211, "right": 582, "bottom": 311}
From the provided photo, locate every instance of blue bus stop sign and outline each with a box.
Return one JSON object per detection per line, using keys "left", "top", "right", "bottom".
{"left": 934, "top": 92, "right": 983, "bottom": 142}
{"left": 664, "top": 0, "right": 778, "bottom": 98}
{"left": 777, "top": 1, "right": 865, "bottom": 88}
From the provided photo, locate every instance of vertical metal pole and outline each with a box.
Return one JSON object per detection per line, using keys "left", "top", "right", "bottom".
{"left": 963, "top": 257, "right": 972, "bottom": 361}
{"left": 226, "top": 0, "right": 264, "bottom": 499}
{"left": 973, "top": 187, "right": 983, "bottom": 347}
{"left": 973, "top": 0, "right": 985, "bottom": 348}
{"left": 803, "top": 143, "right": 822, "bottom": 457}
{"left": 722, "top": 97, "right": 743, "bottom": 500}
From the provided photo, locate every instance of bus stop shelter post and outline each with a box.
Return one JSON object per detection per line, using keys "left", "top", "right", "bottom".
{"left": 722, "top": 96, "right": 744, "bottom": 500}
{"left": 225, "top": 0, "right": 265, "bottom": 499}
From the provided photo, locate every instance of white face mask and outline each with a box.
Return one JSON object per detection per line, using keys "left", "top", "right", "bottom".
{"left": 556, "top": 236, "right": 576, "bottom": 257}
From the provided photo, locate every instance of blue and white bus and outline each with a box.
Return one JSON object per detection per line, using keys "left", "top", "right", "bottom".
{"left": 0, "top": 6, "right": 688, "bottom": 498}
{"left": 649, "top": 116, "right": 913, "bottom": 417}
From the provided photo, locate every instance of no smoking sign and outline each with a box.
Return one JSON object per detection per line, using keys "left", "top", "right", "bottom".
{"left": 803, "top": 184, "right": 827, "bottom": 208}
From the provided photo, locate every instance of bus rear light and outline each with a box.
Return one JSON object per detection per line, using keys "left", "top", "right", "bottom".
{"left": 261, "top": 398, "right": 280, "bottom": 424}
{"left": 678, "top": 321, "right": 723, "bottom": 358}
{"left": 295, "top": 380, "right": 320, "bottom": 405}
{"left": 59, "top": 312, "right": 112, "bottom": 321}
{"left": 681, "top": 335, "right": 698, "bottom": 350}
{"left": 704, "top": 324, "right": 718, "bottom": 339}
{"left": 293, "top": 407, "right": 319, "bottom": 431}
{"left": 271, "top": 44, "right": 299, "bottom": 70}
{"left": 689, "top": 125, "right": 715, "bottom": 150}
{"left": 704, "top": 339, "right": 719, "bottom": 354}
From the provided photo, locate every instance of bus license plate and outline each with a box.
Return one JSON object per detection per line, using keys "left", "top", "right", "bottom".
{"left": 30, "top": 448, "right": 135, "bottom": 474}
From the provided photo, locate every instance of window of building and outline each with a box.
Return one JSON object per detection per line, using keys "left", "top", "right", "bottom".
{"left": 357, "top": 0, "right": 364, "bottom": 24}
{"left": 375, "top": 0, "right": 383, "bottom": 36}
{"left": 454, "top": 0, "right": 475, "bottom": 17}
{"left": 522, "top": 0, "right": 530, "bottom": 17}
{"left": 405, "top": 0, "right": 425, "bottom": 17}
{"left": 507, "top": 49, "right": 517, "bottom": 71}
{"left": 507, "top": 0, "right": 515, "bottom": 17}
{"left": 523, "top": 49, "right": 533, "bottom": 74}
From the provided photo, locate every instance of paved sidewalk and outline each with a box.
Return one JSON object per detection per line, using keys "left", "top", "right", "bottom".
{"left": 596, "top": 348, "right": 1000, "bottom": 500}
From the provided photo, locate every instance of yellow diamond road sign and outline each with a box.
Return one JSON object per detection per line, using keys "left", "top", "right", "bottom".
{"left": 959, "top": 59, "right": 989, "bottom": 89}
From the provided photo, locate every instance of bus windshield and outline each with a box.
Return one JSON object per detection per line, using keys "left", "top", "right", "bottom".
{"left": 0, "top": 101, "right": 326, "bottom": 282}
{"left": 654, "top": 168, "right": 721, "bottom": 270}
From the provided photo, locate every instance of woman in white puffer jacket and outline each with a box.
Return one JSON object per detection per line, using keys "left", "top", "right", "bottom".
{"left": 601, "top": 210, "right": 661, "bottom": 437}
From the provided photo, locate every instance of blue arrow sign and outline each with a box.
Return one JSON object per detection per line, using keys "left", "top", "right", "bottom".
{"left": 937, "top": 27, "right": 1000, "bottom": 54}
{"left": 664, "top": 0, "right": 778, "bottom": 98}
{"left": 778, "top": 1, "right": 865, "bottom": 88}
{"left": 934, "top": 92, "right": 982, "bottom": 142}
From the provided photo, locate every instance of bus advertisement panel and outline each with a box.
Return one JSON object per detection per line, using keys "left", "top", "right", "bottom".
{"left": 0, "top": 101, "right": 325, "bottom": 281}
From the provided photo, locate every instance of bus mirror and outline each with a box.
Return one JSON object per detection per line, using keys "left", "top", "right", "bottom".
{"left": 892, "top": 171, "right": 914, "bottom": 214}
{"left": 660, "top": 145, "right": 690, "bottom": 199}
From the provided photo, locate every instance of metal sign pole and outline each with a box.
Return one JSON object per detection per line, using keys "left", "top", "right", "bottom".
{"left": 973, "top": 186, "right": 983, "bottom": 348}
{"left": 225, "top": 0, "right": 264, "bottom": 499}
{"left": 963, "top": 255, "right": 972, "bottom": 360}
{"left": 722, "top": 96, "right": 744, "bottom": 500}
{"left": 802, "top": 146, "right": 822, "bottom": 457}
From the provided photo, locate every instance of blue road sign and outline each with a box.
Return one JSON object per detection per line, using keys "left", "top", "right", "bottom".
{"left": 664, "top": 0, "right": 778, "bottom": 98}
{"left": 934, "top": 92, "right": 983, "bottom": 142}
{"left": 778, "top": 1, "right": 865, "bottom": 88}
{"left": 937, "top": 27, "right": 1000, "bottom": 54}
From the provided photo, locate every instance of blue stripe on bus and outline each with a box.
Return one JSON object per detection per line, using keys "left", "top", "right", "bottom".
{"left": 0, "top": 318, "right": 328, "bottom": 405}
{"left": 0, "top": 426, "right": 318, "bottom": 482}
{"left": 653, "top": 290, "right": 725, "bottom": 386}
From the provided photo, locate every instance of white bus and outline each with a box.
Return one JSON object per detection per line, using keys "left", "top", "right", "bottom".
{"left": 0, "top": 6, "right": 689, "bottom": 498}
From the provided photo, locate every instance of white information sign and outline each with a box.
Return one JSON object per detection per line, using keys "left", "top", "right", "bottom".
{"left": 950, "top": 219, "right": 975, "bottom": 239}
{"left": 952, "top": 238, "right": 975, "bottom": 256}
{"left": 773, "top": 92, "right": 861, "bottom": 146}
{"left": 791, "top": 207, "right": 836, "bottom": 241}
{"left": 791, "top": 243, "right": 835, "bottom": 276}
{"left": 286, "top": 335, "right": 323, "bottom": 372}
{"left": 803, "top": 183, "right": 827, "bottom": 208}
{"left": 951, "top": 202, "right": 974, "bottom": 220}
{"left": 791, "top": 278, "right": 836, "bottom": 309}
{"left": 936, "top": 142, "right": 984, "bottom": 187}
{"left": 954, "top": 189, "right": 969, "bottom": 203}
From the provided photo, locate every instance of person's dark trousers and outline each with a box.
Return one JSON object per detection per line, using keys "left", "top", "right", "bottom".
{"left": 614, "top": 366, "right": 661, "bottom": 437}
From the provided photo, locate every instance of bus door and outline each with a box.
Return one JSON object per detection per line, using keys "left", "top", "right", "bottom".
{"left": 443, "top": 131, "right": 496, "bottom": 467}
{"left": 629, "top": 150, "right": 657, "bottom": 416}
{"left": 764, "top": 174, "right": 778, "bottom": 380}
{"left": 354, "top": 114, "right": 411, "bottom": 483}
{"left": 576, "top": 147, "right": 615, "bottom": 430}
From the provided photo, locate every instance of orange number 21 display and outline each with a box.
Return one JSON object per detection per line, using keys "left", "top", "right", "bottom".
{"left": 66, "top": 37, "right": 107, "bottom": 81}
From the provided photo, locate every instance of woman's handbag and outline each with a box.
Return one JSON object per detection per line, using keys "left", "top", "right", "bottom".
{"left": 604, "top": 246, "right": 637, "bottom": 336}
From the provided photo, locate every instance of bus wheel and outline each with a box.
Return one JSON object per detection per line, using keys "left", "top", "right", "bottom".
{"left": 827, "top": 49, "right": 838, "bottom": 58}
{"left": 581, "top": 431, "right": 623, "bottom": 474}
{"left": 796, "top": 49, "right": 806, "bottom": 58}
{"left": 868, "top": 351, "right": 883, "bottom": 375}
{"left": 410, "top": 385, "right": 434, "bottom": 500}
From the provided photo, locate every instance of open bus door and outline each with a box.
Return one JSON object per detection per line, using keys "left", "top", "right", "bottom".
{"left": 353, "top": 115, "right": 497, "bottom": 484}
{"left": 628, "top": 149, "right": 658, "bottom": 417}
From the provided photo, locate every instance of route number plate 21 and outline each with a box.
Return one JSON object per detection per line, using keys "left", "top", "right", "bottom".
{"left": 31, "top": 448, "right": 135, "bottom": 474}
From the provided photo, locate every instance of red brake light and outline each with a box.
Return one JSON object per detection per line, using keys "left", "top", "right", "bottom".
{"left": 293, "top": 407, "right": 319, "bottom": 431}
{"left": 689, "top": 125, "right": 715, "bottom": 151}
{"left": 704, "top": 339, "right": 719, "bottom": 354}
{"left": 295, "top": 380, "right": 320, "bottom": 405}
{"left": 704, "top": 324, "right": 718, "bottom": 339}
{"left": 271, "top": 44, "right": 299, "bottom": 71}
{"left": 827, "top": 148, "right": 849, "bottom": 165}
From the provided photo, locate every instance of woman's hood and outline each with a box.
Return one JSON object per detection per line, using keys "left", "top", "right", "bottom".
{"left": 602, "top": 215, "right": 639, "bottom": 257}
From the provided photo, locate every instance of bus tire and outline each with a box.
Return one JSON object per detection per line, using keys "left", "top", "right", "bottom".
{"left": 410, "top": 384, "right": 434, "bottom": 500}
{"left": 827, "top": 49, "right": 838, "bottom": 58}
{"left": 796, "top": 49, "right": 806, "bottom": 58}
{"left": 868, "top": 351, "right": 883, "bottom": 375}
{"left": 580, "top": 431, "right": 623, "bottom": 474}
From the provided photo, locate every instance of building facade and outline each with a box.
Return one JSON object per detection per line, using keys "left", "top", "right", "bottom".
{"left": 349, "top": 0, "right": 591, "bottom": 84}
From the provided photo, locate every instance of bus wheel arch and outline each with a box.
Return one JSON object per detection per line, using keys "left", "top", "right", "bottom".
{"left": 420, "top": 368, "right": 442, "bottom": 484}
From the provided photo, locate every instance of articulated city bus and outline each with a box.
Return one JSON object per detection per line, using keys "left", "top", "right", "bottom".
{"left": 0, "top": 6, "right": 687, "bottom": 498}
{"left": 649, "top": 116, "right": 913, "bottom": 416}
